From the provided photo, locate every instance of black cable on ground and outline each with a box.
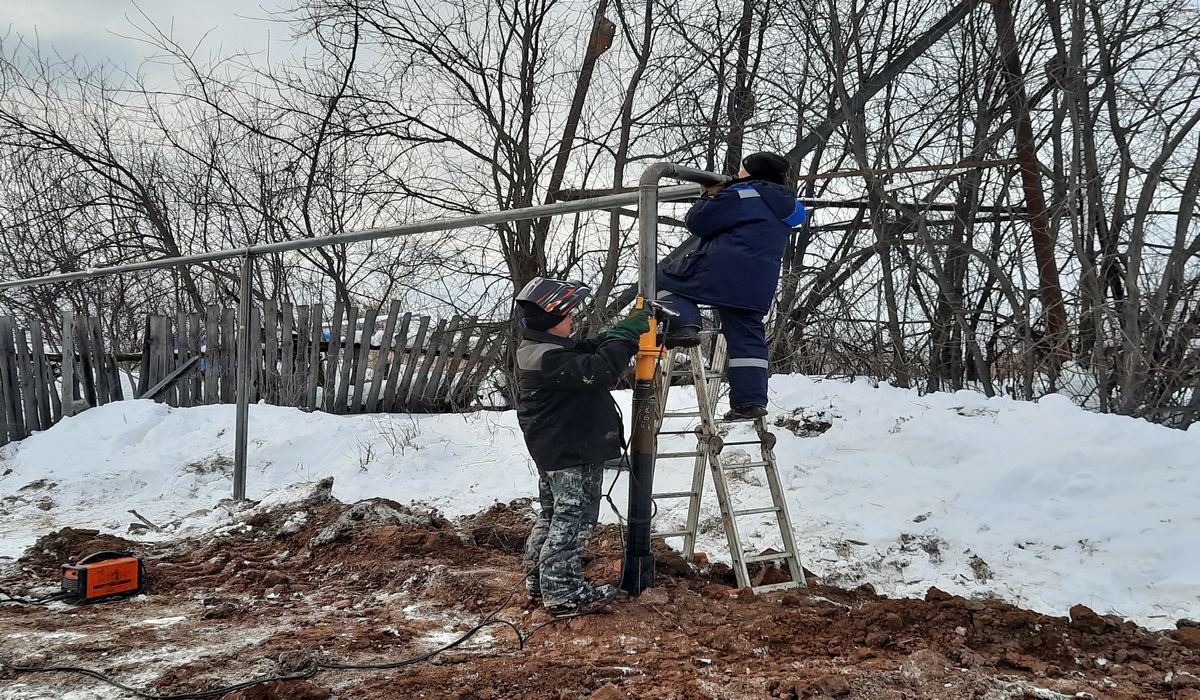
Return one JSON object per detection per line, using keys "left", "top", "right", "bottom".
{"left": 0, "top": 597, "right": 523, "bottom": 700}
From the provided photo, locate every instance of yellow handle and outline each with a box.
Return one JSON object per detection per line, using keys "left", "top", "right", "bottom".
{"left": 634, "top": 296, "right": 659, "bottom": 381}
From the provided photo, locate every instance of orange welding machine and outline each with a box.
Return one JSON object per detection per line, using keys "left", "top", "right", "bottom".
{"left": 60, "top": 551, "right": 145, "bottom": 602}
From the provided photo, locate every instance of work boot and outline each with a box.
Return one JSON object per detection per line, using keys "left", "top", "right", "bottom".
{"left": 524, "top": 562, "right": 542, "bottom": 599}
{"left": 663, "top": 325, "right": 701, "bottom": 349}
{"left": 546, "top": 584, "right": 619, "bottom": 617}
{"left": 723, "top": 404, "right": 768, "bottom": 421}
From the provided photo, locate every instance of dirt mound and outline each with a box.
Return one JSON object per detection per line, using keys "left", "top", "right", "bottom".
{"left": 20, "top": 527, "right": 145, "bottom": 568}
{"left": 3, "top": 498, "right": 1198, "bottom": 700}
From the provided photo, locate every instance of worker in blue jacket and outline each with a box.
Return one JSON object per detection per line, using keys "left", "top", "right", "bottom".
{"left": 656, "top": 151, "right": 808, "bottom": 421}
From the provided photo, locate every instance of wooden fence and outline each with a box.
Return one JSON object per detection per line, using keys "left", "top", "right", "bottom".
{"left": 0, "top": 302, "right": 510, "bottom": 447}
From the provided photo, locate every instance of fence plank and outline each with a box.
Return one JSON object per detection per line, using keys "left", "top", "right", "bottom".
{"left": 350, "top": 308, "right": 379, "bottom": 413}
{"left": 250, "top": 305, "right": 262, "bottom": 405}
{"left": 188, "top": 313, "right": 202, "bottom": 404}
{"left": 89, "top": 316, "right": 113, "bottom": 406}
{"left": 295, "top": 305, "right": 311, "bottom": 409}
{"left": 137, "top": 316, "right": 152, "bottom": 398}
{"left": 204, "top": 306, "right": 220, "bottom": 405}
{"left": 393, "top": 315, "right": 431, "bottom": 412}
{"left": 436, "top": 316, "right": 475, "bottom": 406}
{"left": 220, "top": 308, "right": 237, "bottom": 404}
{"left": 334, "top": 305, "right": 358, "bottom": 413}
{"left": 420, "top": 316, "right": 461, "bottom": 408}
{"left": 30, "top": 321, "right": 54, "bottom": 428}
{"left": 61, "top": 310, "right": 76, "bottom": 418}
{"left": 407, "top": 317, "right": 447, "bottom": 410}
{"left": 306, "top": 304, "right": 323, "bottom": 410}
{"left": 0, "top": 318, "right": 24, "bottom": 441}
{"left": 381, "top": 312, "right": 412, "bottom": 411}
{"left": 148, "top": 316, "right": 169, "bottom": 404}
{"left": 447, "top": 323, "right": 490, "bottom": 409}
{"left": 15, "top": 328, "right": 39, "bottom": 433}
{"left": 280, "top": 302, "right": 296, "bottom": 406}
{"left": 323, "top": 299, "right": 344, "bottom": 413}
{"left": 176, "top": 312, "right": 192, "bottom": 407}
{"left": 367, "top": 300, "right": 402, "bottom": 413}
{"left": 74, "top": 315, "right": 98, "bottom": 409}
{"left": 150, "top": 316, "right": 168, "bottom": 405}
{"left": 457, "top": 332, "right": 506, "bottom": 409}
{"left": 0, "top": 326, "right": 8, "bottom": 443}
{"left": 262, "top": 300, "right": 279, "bottom": 405}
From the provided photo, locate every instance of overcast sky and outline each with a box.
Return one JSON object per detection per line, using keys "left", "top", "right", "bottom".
{"left": 0, "top": 0, "right": 295, "bottom": 74}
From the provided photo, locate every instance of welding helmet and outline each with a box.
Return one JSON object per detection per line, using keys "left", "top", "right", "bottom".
{"left": 515, "top": 277, "right": 591, "bottom": 315}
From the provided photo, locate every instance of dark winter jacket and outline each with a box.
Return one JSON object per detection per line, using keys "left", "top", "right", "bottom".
{"left": 657, "top": 180, "right": 808, "bottom": 314}
{"left": 516, "top": 329, "right": 638, "bottom": 471}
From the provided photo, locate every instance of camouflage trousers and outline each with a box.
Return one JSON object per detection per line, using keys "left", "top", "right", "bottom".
{"left": 523, "top": 463, "right": 604, "bottom": 608}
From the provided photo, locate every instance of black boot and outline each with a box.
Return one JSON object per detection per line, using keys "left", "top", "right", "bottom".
{"left": 663, "top": 325, "right": 701, "bottom": 349}
{"left": 722, "top": 404, "right": 767, "bottom": 421}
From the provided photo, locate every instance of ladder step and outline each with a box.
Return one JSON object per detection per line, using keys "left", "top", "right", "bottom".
{"left": 658, "top": 429, "right": 699, "bottom": 436}
{"left": 722, "top": 440, "right": 766, "bottom": 447}
{"left": 655, "top": 529, "right": 692, "bottom": 539}
{"left": 752, "top": 580, "right": 803, "bottom": 593}
{"left": 742, "top": 551, "right": 793, "bottom": 564}
{"left": 653, "top": 490, "right": 697, "bottom": 499}
{"left": 657, "top": 451, "right": 704, "bottom": 459}
{"left": 662, "top": 411, "right": 703, "bottom": 418}
{"left": 722, "top": 461, "right": 770, "bottom": 470}
{"left": 733, "top": 506, "right": 780, "bottom": 517}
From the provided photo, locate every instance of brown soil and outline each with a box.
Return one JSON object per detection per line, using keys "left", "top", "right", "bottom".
{"left": 2, "top": 498, "right": 1199, "bottom": 700}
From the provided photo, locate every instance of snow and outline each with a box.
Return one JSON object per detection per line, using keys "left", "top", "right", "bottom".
{"left": 1, "top": 375, "right": 1198, "bottom": 630}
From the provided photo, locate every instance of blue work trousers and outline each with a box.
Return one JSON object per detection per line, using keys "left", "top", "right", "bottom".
{"left": 658, "top": 292, "right": 769, "bottom": 407}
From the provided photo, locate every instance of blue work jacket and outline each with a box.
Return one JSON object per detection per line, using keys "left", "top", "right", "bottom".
{"left": 657, "top": 180, "right": 807, "bottom": 314}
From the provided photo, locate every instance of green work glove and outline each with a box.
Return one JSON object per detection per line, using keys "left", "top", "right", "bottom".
{"left": 607, "top": 308, "right": 651, "bottom": 341}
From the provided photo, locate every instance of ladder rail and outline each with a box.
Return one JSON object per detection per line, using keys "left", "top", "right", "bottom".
{"left": 648, "top": 328, "right": 807, "bottom": 593}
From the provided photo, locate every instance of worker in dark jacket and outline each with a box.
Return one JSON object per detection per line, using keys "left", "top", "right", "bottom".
{"left": 515, "top": 276, "right": 650, "bottom": 616}
{"left": 656, "top": 151, "right": 808, "bottom": 421}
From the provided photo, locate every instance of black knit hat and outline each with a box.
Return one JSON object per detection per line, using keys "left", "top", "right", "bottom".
{"left": 742, "top": 152, "right": 790, "bottom": 185}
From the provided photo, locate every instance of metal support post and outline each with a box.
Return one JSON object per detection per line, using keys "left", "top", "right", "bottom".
{"left": 621, "top": 163, "right": 726, "bottom": 595}
{"left": 233, "top": 254, "right": 254, "bottom": 501}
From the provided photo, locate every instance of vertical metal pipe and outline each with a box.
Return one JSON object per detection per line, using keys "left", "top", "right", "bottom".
{"left": 233, "top": 254, "right": 253, "bottom": 501}
{"left": 623, "top": 163, "right": 726, "bottom": 595}
{"left": 621, "top": 166, "right": 669, "bottom": 595}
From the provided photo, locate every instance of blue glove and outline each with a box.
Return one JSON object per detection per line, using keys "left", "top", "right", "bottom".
{"left": 607, "top": 308, "right": 651, "bottom": 341}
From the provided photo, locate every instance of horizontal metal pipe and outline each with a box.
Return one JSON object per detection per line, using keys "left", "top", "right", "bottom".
{"left": 0, "top": 184, "right": 703, "bottom": 292}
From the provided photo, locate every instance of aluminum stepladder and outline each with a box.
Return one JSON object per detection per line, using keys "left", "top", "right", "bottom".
{"left": 650, "top": 328, "right": 807, "bottom": 593}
